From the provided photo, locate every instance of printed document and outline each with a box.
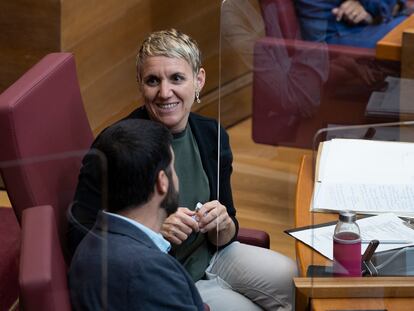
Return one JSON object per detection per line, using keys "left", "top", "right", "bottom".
{"left": 287, "top": 213, "right": 414, "bottom": 260}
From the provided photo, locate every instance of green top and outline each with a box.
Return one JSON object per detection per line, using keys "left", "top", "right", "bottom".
{"left": 171, "top": 125, "right": 212, "bottom": 281}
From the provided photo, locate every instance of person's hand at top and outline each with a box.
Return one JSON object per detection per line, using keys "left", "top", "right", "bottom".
{"left": 161, "top": 207, "right": 199, "bottom": 245}
{"left": 332, "top": 0, "right": 374, "bottom": 25}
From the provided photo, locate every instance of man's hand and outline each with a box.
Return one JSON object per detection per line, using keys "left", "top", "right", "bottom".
{"left": 332, "top": 0, "right": 374, "bottom": 25}
{"left": 161, "top": 207, "right": 199, "bottom": 245}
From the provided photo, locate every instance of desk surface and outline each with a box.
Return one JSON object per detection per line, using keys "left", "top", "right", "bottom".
{"left": 294, "top": 155, "right": 414, "bottom": 311}
{"left": 295, "top": 155, "right": 335, "bottom": 275}
{"left": 376, "top": 14, "right": 414, "bottom": 61}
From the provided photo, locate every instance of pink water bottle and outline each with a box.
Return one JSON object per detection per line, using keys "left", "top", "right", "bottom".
{"left": 333, "top": 211, "right": 361, "bottom": 277}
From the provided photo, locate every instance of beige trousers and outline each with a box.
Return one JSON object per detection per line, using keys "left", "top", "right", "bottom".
{"left": 195, "top": 242, "right": 297, "bottom": 311}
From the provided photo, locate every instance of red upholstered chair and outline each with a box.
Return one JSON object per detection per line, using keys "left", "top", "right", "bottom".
{"left": 252, "top": 0, "right": 401, "bottom": 148}
{"left": 0, "top": 53, "right": 94, "bottom": 255}
{"left": 19, "top": 205, "right": 71, "bottom": 311}
{"left": 0, "top": 52, "right": 92, "bottom": 309}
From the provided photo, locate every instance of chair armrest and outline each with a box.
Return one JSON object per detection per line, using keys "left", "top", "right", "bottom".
{"left": 19, "top": 205, "right": 71, "bottom": 311}
{"left": 255, "top": 36, "right": 376, "bottom": 59}
{"left": 237, "top": 227, "right": 270, "bottom": 249}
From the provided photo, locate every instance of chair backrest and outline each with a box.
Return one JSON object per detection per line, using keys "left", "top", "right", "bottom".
{"left": 259, "top": 0, "right": 300, "bottom": 39}
{"left": 0, "top": 53, "right": 94, "bottom": 254}
{"left": 19, "top": 205, "right": 71, "bottom": 311}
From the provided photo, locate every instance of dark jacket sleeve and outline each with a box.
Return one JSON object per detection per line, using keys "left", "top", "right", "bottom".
{"left": 128, "top": 255, "right": 205, "bottom": 311}
{"left": 188, "top": 113, "right": 239, "bottom": 244}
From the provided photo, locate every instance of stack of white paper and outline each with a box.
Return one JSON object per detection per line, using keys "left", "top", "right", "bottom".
{"left": 312, "top": 138, "right": 414, "bottom": 216}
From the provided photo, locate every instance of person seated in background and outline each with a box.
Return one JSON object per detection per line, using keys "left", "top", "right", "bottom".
{"left": 296, "top": 0, "right": 409, "bottom": 48}
{"left": 69, "top": 29, "right": 298, "bottom": 311}
{"left": 69, "top": 119, "right": 204, "bottom": 311}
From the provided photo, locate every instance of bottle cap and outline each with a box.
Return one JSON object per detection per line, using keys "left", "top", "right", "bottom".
{"left": 339, "top": 210, "right": 356, "bottom": 222}
{"left": 195, "top": 202, "right": 203, "bottom": 211}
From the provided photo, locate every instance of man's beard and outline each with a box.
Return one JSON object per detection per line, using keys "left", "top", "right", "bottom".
{"left": 160, "top": 173, "right": 179, "bottom": 216}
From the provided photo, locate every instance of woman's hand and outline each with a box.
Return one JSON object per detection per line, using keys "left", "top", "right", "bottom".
{"left": 197, "top": 200, "right": 232, "bottom": 233}
{"left": 197, "top": 200, "right": 236, "bottom": 246}
{"left": 332, "top": 0, "right": 374, "bottom": 25}
{"left": 161, "top": 207, "right": 199, "bottom": 245}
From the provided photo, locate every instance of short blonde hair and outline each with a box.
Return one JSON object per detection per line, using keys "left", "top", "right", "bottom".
{"left": 136, "top": 29, "right": 202, "bottom": 83}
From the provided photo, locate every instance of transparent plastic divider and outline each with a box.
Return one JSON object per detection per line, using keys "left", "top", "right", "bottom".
{"left": 0, "top": 148, "right": 111, "bottom": 307}
{"left": 219, "top": 0, "right": 414, "bottom": 307}
{"left": 219, "top": 0, "right": 309, "bottom": 259}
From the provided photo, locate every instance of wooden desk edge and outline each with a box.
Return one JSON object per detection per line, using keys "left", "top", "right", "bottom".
{"left": 295, "top": 156, "right": 309, "bottom": 276}
{"left": 376, "top": 42, "right": 402, "bottom": 61}
{"left": 294, "top": 276, "right": 414, "bottom": 311}
{"left": 376, "top": 15, "right": 414, "bottom": 61}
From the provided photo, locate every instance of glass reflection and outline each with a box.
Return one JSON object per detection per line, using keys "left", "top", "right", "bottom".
{"left": 220, "top": 0, "right": 414, "bottom": 309}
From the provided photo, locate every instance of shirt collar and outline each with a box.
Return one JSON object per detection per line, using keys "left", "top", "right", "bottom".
{"left": 103, "top": 211, "right": 171, "bottom": 253}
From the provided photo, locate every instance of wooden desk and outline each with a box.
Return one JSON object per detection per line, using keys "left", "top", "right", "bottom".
{"left": 294, "top": 155, "right": 414, "bottom": 311}
{"left": 295, "top": 155, "right": 335, "bottom": 275}
{"left": 376, "top": 14, "right": 414, "bottom": 78}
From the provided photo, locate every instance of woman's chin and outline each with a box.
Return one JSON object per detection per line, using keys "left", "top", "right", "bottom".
{"left": 158, "top": 117, "right": 184, "bottom": 132}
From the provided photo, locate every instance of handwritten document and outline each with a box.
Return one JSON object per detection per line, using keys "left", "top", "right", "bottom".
{"left": 288, "top": 213, "right": 414, "bottom": 260}
{"left": 314, "top": 183, "right": 414, "bottom": 215}
{"left": 312, "top": 139, "right": 414, "bottom": 215}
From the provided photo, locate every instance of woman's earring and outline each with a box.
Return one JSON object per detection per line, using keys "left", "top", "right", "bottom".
{"left": 195, "top": 90, "right": 201, "bottom": 104}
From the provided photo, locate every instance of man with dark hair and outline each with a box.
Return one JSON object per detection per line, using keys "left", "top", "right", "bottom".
{"left": 68, "top": 119, "right": 204, "bottom": 311}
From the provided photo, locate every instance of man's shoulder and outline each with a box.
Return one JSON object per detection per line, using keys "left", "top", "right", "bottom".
{"left": 70, "top": 225, "right": 174, "bottom": 275}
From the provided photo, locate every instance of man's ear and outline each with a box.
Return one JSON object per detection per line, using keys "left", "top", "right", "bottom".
{"left": 156, "top": 170, "right": 169, "bottom": 195}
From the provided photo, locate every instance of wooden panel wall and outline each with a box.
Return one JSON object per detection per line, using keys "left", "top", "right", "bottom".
{"left": 0, "top": 0, "right": 60, "bottom": 92}
{"left": 1, "top": 0, "right": 263, "bottom": 134}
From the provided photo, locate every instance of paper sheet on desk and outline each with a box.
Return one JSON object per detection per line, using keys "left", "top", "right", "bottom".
{"left": 312, "top": 139, "right": 414, "bottom": 215}
{"left": 287, "top": 213, "right": 414, "bottom": 260}
{"left": 313, "top": 182, "right": 414, "bottom": 215}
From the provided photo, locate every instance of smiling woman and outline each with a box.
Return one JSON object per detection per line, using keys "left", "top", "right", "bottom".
{"left": 69, "top": 29, "right": 297, "bottom": 311}
{"left": 139, "top": 56, "right": 205, "bottom": 133}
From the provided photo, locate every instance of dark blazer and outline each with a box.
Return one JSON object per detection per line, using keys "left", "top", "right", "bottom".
{"left": 68, "top": 107, "right": 239, "bottom": 254}
{"left": 69, "top": 212, "right": 204, "bottom": 311}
